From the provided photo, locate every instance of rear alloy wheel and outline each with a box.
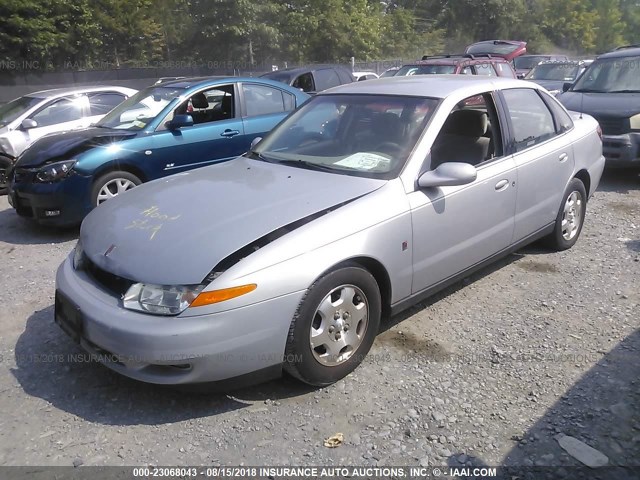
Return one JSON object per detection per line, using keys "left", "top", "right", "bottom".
{"left": 545, "top": 178, "right": 587, "bottom": 251}
{"left": 92, "top": 171, "right": 141, "bottom": 207}
{"left": 284, "top": 264, "right": 381, "bottom": 386}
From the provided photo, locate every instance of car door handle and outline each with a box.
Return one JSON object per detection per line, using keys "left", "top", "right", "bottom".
{"left": 558, "top": 153, "right": 569, "bottom": 162}
{"left": 495, "top": 179, "right": 510, "bottom": 191}
{"left": 220, "top": 129, "right": 240, "bottom": 138}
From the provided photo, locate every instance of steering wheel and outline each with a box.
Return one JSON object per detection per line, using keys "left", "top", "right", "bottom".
{"left": 297, "top": 132, "right": 325, "bottom": 147}
{"left": 370, "top": 141, "right": 403, "bottom": 157}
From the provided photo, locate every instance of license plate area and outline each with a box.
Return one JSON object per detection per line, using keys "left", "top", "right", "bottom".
{"left": 55, "top": 291, "right": 83, "bottom": 343}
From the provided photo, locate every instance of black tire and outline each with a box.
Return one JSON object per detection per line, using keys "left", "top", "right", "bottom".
{"left": 91, "top": 171, "right": 141, "bottom": 207}
{"left": 544, "top": 178, "right": 587, "bottom": 251}
{"left": 0, "top": 154, "right": 14, "bottom": 195}
{"left": 284, "top": 263, "right": 381, "bottom": 386}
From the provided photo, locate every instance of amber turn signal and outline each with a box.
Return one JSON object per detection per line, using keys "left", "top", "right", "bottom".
{"left": 190, "top": 284, "right": 257, "bottom": 307}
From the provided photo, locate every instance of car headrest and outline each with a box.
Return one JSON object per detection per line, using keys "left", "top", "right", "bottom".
{"left": 221, "top": 95, "right": 233, "bottom": 113}
{"left": 372, "top": 112, "right": 404, "bottom": 138}
{"left": 442, "top": 109, "right": 488, "bottom": 137}
{"left": 191, "top": 92, "right": 209, "bottom": 109}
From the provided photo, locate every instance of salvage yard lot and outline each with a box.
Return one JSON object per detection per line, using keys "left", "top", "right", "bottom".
{"left": 0, "top": 170, "right": 638, "bottom": 468}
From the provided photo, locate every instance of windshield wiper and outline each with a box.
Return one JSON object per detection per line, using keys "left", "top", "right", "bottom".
{"left": 608, "top": 89, "right": 640, "bottom": 93}
{"left": 245, "top": 150, "right": 270, "bottom": 162}
{"left": 271, "top": 158, "right": 339, "bottom": 173}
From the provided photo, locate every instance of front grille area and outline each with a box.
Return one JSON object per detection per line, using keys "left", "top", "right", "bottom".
{"left": 594, "top": 116, "right": 629, "bottom": 136}
{"left": 84, "top": 255, "right": 134, "bottom": 297}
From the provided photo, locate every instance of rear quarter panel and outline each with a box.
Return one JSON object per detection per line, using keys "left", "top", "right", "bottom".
{"left": 567, "top": 113, "right": 605, "bottom": 197}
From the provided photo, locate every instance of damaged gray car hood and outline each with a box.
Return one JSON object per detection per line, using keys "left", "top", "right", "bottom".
{"left": 81, "top": 156, "right": 386, "bottom": 285}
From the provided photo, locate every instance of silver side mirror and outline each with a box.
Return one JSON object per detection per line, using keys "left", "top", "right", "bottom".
{"left": 418, "top": 162, "right": 477, "bottom": 188}
{"left": 21, "top": 118, "right": 38, "bottom": 130}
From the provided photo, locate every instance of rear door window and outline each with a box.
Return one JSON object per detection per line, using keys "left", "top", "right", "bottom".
{"left": 243, "top": 84, "right": 296, "bottom": 116}
{"left": 502, "top": 88, "right": 558, "bottom": 152}
{"left": 88, "top": 92, "right": 127, "bottom": 115}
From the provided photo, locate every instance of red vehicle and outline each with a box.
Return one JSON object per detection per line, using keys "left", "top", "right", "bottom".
{"left": 464, "top": 40, "right": 527, "bottom": 62}
{"left": 396, "top": 54, "right": 517, "bottom": 79}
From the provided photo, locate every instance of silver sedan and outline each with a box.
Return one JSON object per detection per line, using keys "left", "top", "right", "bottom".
{"left": 55, "top": 75, "right": 605, "bottom": 388}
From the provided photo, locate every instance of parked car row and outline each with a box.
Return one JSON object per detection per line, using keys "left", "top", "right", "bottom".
{"left": 2, "top": 43, "right": 636, "bottom": 391}
{"left": 7, "top": 77, "right": 309, "bottom": 226}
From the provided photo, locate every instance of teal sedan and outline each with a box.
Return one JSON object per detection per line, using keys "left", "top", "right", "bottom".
{"left": 8, "top": 77, "right": 309, "bottom": 226}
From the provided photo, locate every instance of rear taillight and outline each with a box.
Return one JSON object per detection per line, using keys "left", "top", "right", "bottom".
{"left": 596, "top": 125, "right": 603, "bottom": 141}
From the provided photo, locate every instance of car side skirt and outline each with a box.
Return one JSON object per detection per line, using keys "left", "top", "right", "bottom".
{"left": 390, "top": 223, "right": 555, "bottom": 316}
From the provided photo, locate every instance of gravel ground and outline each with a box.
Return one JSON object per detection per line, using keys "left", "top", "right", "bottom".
{"left": 0, "top": 170, "right": 638, "bottom": 473}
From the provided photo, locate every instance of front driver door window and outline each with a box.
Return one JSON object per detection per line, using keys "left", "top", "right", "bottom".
{"left": 151, "top": 85, "right": 246, "bottom": 176}
{"left": 26, "top": 96, "right": 87, "bottom": 144}
{"left": 408, "top": 92, "right": 517, "bottom": 294}
{"left": 292, "top": 73, "right": 315, "bottom": 92}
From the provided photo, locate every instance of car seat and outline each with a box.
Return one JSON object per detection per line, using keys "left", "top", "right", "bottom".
{"left": 430, "top": 110, "right": 490, "bottom": 168}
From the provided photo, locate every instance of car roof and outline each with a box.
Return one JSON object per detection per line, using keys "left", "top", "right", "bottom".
{"left": 156, "top": 76, "right": 232, "bottom": 88}
{"left": 598, "top": 46, "right": 640, "bottom": 59}
{"left": 262, "top": 65, "right": 348, "bottom": 76}
{"left": 151, "top": 76, "right": 304, "bottom": 92}
{"left": 320, "top": 74, "right": 531, "bottom": 98}
{"left": 26, "top": 85, "right": 136, "bottom": 98}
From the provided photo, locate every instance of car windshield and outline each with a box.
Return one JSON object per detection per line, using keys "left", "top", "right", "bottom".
{"left": 396, "top": 65, "right": 456, "bottom": 76}
{"left": 514, "top": 56, "right": 550, "bottom": 70}
{"left": 571, "top": 56, "right": 640, "bottom": 93}
{"left": 0, "top": 95, "right": 41, "bottom": 128}
{"left": 380, "top": 69, "right": 398, "bottom": 78}
{"left": 526, "top": 63, "right": 580, "bottom": 81}
{"left": 96, "top": 86, "right": 184, "bottom": 130}
{"left": 466, "top": 42, "right": 519, "bottom": 55}
{"left": 250, "top": 94, "right": 439, "bottom": 180}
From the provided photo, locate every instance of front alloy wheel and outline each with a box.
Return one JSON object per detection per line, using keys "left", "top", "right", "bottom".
{"left": 285, "top": 263, "right": 381, "bottom": 386}
{"left": 91, "top": 171, "right": 141, "bottom": 207}
{"left": 310, "top": 284, "right": 369, "bottom": 367}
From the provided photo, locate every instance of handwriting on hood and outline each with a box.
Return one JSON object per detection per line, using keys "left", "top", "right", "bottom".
{"left": 125, "top": 206, "right": 181, "bottom": 240}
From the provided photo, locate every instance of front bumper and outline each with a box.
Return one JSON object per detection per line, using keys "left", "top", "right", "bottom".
{"left": 602, "top": 132, "right": 640, "bottom": 167}
{"left": 8, "top": 170, "right": 92, "bottom": 226}
{"left": 55, "top": 255, "right": 306, "bottom": 385}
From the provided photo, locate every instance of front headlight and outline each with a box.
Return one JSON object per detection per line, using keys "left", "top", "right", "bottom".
{"left": 123, "top": 282, "right": 258, "bottom": 316}
{"left": 630, "top": 113, "right": 640, "bottom": 131}
{"left": 35, "top": 159, "right": 76, "bottom": 183}
{"left": 123, "top": 283, "right": 205, "bottom": 316}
